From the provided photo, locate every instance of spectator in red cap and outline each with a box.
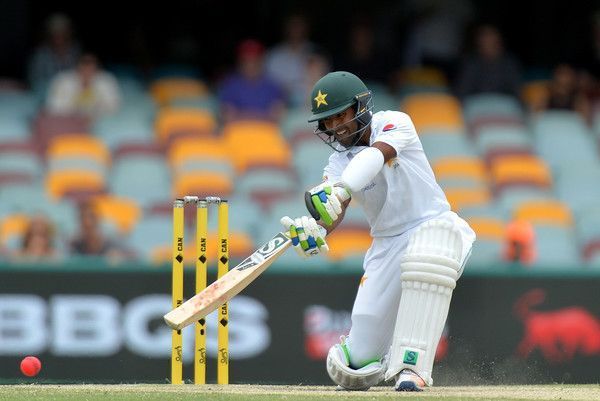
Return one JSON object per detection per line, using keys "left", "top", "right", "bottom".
{"left": 218, "top": 39, "right": 285, "bottom": 122}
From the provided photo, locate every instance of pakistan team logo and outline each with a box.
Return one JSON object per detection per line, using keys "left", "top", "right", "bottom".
{"left": 403, "top": 350, "right": 418, "bottom": 366}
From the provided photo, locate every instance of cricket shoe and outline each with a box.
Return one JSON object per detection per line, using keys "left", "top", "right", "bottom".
{"left": 394, "top": 369, "right": 425, "bottom": 392}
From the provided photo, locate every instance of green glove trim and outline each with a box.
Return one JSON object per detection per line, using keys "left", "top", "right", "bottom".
{"left": 311, "top": 194, "right": 333, "bottom": 226}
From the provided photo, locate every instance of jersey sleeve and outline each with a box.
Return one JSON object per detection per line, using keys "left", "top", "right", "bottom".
{"left": 371, "top": 111, "right": 419, "bottom": 155}
{"left": 322, "top": 152, "right": 344, "bottom": 183}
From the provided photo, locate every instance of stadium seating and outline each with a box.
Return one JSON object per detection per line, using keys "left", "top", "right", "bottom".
{"left": 223, "top": 120, "right": 292, "bottom": 173}
{"left": 419, "top": 131, "right": 476, "bottom": 162}
{"left": 155, "top": 108, "right": 216, "bottom": 144}
{"left": 401, "top": 93, "right": 464, "bottom": 132}
{"left": 149, "top": 78, "right": 208, "bottom": 105}
{"left": 1, "top": 66, "right": 597, "bottom": 272}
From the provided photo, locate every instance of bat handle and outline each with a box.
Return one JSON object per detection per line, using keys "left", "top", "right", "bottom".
{"left": 304, "top": 191, "right": 320, "bottom": 220}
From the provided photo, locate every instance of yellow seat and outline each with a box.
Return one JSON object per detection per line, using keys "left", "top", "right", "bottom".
{"left": 466, "top": 217, "right": 505, "bottom": 240}
{"left": 92, "top": 195, "right": 141, "bottom": 234}
{"left": 514, "top": 200, "right": 573, "bottom": 227}
{"left": 444, "top": 187, "right": 491, "bottom": 212}
{"left": 47, "top": 134, "right": 110, "bottom": 166}
{"left": 433, "top": 157, "right": 488, "bottom": 183}
{"left": 490, "top": 155, "right": 552, "bottom": 189}
{"left": 326, "top": 228, "right": 372, "bottom": 261}
{"left": 0, "top": 214, "right": 28, "bottom": 246}
{"left": 401, "top": 94, "right": 464, "bottom": 132}
{"left": 46, "top": 170, "right": 105, "bottom": 200}
{"left": 223, "top": 120, "right": 291, "bottom": 173}
{"left": 172, "top": 171, "right": 233, "bottom": 198}
{"left": 150, "top": 78, "right": 208, "bottom": 105}
{"left": 155, "top": 108, "right": 216, "bottom": 143}
{"left": 397, "top": 67, "right": 447, "bottom": 87}
{"left": 167, "top": 137, "right": 230, "bottom": 171}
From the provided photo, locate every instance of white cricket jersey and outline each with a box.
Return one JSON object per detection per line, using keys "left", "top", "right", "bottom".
{"left": 323, "top": 110, "right": 450, "bottom": 237}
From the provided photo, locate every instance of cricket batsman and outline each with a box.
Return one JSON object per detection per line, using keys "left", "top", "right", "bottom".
{"left": 280, "top": 71, "right": 476, "bottom": 391}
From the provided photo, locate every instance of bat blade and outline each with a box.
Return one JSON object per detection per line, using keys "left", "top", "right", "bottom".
{"left": 164, "top": 232, "right": 291, "bottom": 330}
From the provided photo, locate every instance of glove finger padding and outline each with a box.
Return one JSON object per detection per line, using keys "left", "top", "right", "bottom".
{"left": 280, "top": 215, "right": 328, "bottom": 258}
{"left": 308, "top": 183, "right": 349, "bottom": 226}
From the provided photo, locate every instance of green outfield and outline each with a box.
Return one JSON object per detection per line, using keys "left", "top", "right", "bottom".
{"left": 1, "top": 384, "right": 599, "bottom": 401}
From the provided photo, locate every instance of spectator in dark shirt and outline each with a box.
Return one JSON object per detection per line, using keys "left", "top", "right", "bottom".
{"left": 335, "top": 20, "right": 389, "bottom": 84}
{"left": 70, "top": 200, "right": 126, "bottom": 263}
{"left": 28, "top": 13, "right": 81, "bottom": 97}
{"left": 454, "top": 24, "right": 522, "bottom": 99}
{"left": 534, "top": 63, "right": 591, "bottom": 123}
{"left": 218, "top": 39, "right": 285, "bottom": 122}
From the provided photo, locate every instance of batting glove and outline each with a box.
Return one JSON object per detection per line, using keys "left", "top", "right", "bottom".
{"left": 280, "top": 215, "right": 329, "bottom": 258}
{"left": 305, "top": 182, "right": 351, "bottom": 227}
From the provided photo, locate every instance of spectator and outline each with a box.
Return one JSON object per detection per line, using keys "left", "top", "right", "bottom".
{"left": 45, "top": 53, "right": 121, "bottom": 118}
{"left": 335, "top": 20, "right": 390, "bottom": 85}
{"left": 28, "top": 13, "right": 81, "bottom": 97}
{"left": 454, "top": 24, "right": 522, "bottom": 99}
{"left": 218, "top": 39, "right": 285, "bottom": 122}
{"left": 503, "top": 219, "right": 536, "bottom": 266}
{"left": 11, "top": 215, "right": 59, "bottom": 262}
{"left": 265, "top": 13, "right": 314, "bottom": 106}
{"left": 70, "top": 200, "right": 127, "bottom": 262}
{"left": 402, "top": 0, "right": 473, "bottom": 80}
{"left": 535, "top": 63, "right": 592, "bottom": 123}
{"left": 296, "top": 50, "right": 332, "bottom": 108}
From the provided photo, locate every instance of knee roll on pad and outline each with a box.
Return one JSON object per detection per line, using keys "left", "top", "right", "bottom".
{"left": 385, "top": 219, "right": 464, "bottom": 386}
{"left": 326, "top": 344, "right": 385, "bottom": 390}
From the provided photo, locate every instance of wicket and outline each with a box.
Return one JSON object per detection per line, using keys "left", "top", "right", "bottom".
{"left": 171, "top": 196, "right": 229, "bottom": 385}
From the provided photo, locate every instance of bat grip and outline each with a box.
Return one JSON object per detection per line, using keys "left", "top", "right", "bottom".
{"left": 304, "top": 191, "right": 320, "bottom": 220}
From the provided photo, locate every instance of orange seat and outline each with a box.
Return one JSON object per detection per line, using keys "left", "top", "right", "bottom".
{"left": 167, "top": 137, "right": 230, "bottom": 170}
{"left": 514, "top": 200, "right": 573, "bottom": 227}
{"left": 397, "top": 67, "right": 447, "bottom": 87}
{"left": 401, "top": 94, "right": 464, "bottom": 132}
{"left": 433, "top": 157, "right": 488, "bottom": 183}
{"left": 466, "top": 217, "right": 505, "bottom": 240}
{"left": 326, "top": 228, "right": 372, "bottom": 261}
{"left": 490, "top": 155, "right": 552, "bottom": 189}
{"left": 150, "top": 231, "right": 254, "bottom": 265}
{"left": 47, "top": 134, "right": 110, "bottom": 166}
{"left": 444, "top": 187, "right": 491, "bottom": 212}
{"left": 92, "top": 195, "right": 141, "bottom": 234}
{"left": 223, "top": 120, "right": 291, "bottom": 173}
{"left": 155, "top": 108, "right": 216, "bottom": 143}
{"left": 521, "top": 80, "right": 549, "bottom": 110}
{"left": 172, "top": 171, "right": 233, "bottom": 198}
{"left": 150, "top": 78, "right": 208, "bottom": 105}
{"left": 0, "top": 214, "right": 28, "bottom": 246}
{"left": 46, "top": 170, "right": 105, "bottom": 200}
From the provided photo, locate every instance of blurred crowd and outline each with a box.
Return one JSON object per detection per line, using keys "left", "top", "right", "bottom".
{"left": 1, "top": 5, "right": 600, "bottom": 267}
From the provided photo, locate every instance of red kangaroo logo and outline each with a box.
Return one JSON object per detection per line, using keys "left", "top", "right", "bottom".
{"left": 514, "top": 289, "right": 600, "bottom": 363}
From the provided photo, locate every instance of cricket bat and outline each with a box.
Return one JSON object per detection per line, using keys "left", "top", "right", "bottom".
{"left": 164, "top": 232, "right": 291, "bottom": 330}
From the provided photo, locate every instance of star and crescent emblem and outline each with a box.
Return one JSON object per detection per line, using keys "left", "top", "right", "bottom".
{"left": 314, "top": 90, "right": 328, "bottom": 108}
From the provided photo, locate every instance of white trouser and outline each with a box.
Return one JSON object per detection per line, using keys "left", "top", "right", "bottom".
{"left": 345, "top": 211, "right": 475, "bottom": 368}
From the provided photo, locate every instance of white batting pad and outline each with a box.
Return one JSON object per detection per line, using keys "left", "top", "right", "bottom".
{"left": 326, "top": 343, "right": 386, "bottom": 390}
{"left": 384, "top": 219, "right": 463, "bottom": 386}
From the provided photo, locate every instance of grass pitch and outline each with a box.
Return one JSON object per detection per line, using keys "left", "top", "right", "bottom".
{"left": 1, "top": 384, "right": 600, "bottom": 401}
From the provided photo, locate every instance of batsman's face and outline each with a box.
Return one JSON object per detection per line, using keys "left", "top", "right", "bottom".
{"left": 322, "top": 107, "right": 358, "bottom": 147}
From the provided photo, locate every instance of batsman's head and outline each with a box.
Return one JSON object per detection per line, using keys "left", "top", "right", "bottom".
{"left": 309, "top": 71, "right": 373, "bottom": 151}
